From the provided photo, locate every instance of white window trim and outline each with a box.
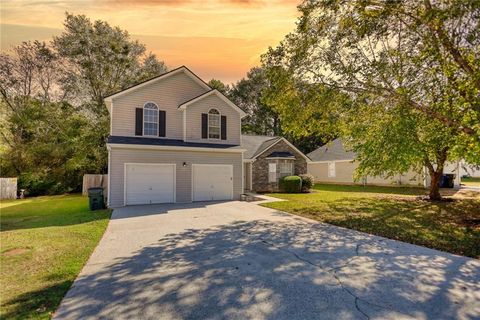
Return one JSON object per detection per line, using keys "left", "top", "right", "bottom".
{"left": 279, "top": 161, "right": 293, "bottom": 178}
{"left": 143, "top": 102, "right": 159, "bottom": 137}
{"left": 328, "top": 161, "right": 336, "bottom": 178}
{"left": 208, "top": 108, "right": 221, "bottom": 140}
{"left": 268, "top": 163, "right": 277, "bottom": 183}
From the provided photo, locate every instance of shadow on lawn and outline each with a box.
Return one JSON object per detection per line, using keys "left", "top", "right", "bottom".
{"left": 1, "top": 281, "right": 73, "bottom": 319}
{"left": 292, "top": 197, "right": 480, "bottom": 258}
{"left": 54, "top": 219, "right": 480, "bottom": 320}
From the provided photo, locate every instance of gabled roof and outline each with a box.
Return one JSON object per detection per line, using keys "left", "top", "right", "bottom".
{"left": 241, "top": 135, "right": 281, "bottom": 159}
{"left": 241, "top": 134, "right": 310, "bottom": 161}
{"left": 307, "top": 138, "right": 356, "bottom": 162}
{"left": 178, "top": 89, "right": 247, "bottom": 118}
{"left": 104, "top": 66, "right": 211, "bottom": 102}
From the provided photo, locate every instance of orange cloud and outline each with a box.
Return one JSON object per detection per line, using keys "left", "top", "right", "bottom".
{"left": 1, "top": 0, "right": 300, "bottom": 83}
{"left": 103, "top": 0, "right": 190, "bottom": 6}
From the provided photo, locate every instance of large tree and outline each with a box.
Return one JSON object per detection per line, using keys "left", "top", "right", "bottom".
{"left": 262, "top": 0, "right": 480, "bottom": 199}
{"left": 0, "top": 41, "right": 102, "bottom": 194}
{"left": 261, "top": 56, "right": 347, "bottom": 148}
{"left": 53, "top": 13, "right": 167, "bottom": 173}
{"left": 56, "top": 13, "right": 168, "bottom": 170}
{"left": 207, "top": 78, "right": 231, "bottom": 95}
{"left": 229, "top": 67, "right": 282, "bottom": 135}
{"left": 291, "top": 0, "right": 479, "bottom": 143}
{"left": 1, "top": 14, "right": 168, "bottom": 195}
{"left": 54, "top": 13, "right": 167, "bottom": 115}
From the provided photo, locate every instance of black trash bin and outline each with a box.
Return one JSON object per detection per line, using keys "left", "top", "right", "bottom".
{"left": 88, "top": 187, "right": 105, "bottom": 210}
{"left": 439, "top": 174, "right": 455, "bottom": 188}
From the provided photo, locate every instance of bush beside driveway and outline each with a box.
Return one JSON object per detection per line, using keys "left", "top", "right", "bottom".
{"left": 262, "top": 184, "right": 480, "bottom": 258}
{"left": 0, "top": 194, "right": 110, "bottom": 319}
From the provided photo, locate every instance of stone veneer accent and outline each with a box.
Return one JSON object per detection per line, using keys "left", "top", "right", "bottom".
{"left": 251, "top": 139, "right": 307, "bottom": 192}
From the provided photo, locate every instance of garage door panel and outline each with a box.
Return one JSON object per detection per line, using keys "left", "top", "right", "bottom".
{"left": 193, "top": 165, "right": 233, "bottom": 202}
{"left": 125, "top": 164, "right": 175, "bottom": 205}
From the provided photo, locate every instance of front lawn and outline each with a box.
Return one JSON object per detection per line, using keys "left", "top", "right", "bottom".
{"left": 462, "top": 176, "right": 480, "bottom": 187}
{"left": 262, "top": 184, "right": 480, "bottom": 258}
{"left": 0, "top": 194, "right": 111, "bottom": 319}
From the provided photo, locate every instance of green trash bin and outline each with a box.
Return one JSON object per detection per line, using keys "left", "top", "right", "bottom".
{"left": 88, "top": 187, "right": 104, "bottom": 211}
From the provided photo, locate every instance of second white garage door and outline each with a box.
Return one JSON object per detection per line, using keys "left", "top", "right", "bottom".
{"left": 125, "top": 163, "right": 175, "bottom": 205}
{"left": 192, "top": 164, "right": 233, "bottom": 201}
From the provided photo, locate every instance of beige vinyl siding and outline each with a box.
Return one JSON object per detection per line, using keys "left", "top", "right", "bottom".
{"left": 366, "top": 174, "right": 397, "bottom": 185}
{"left": 398, "top": 170, "right": 424, "bottom": 186}
{"left": 110, "top": 71, "right": 208, "bottom": 139}
{"left": 185, "top": 94, "right": 241, "bottom": 145}
{"left": 366, "top": 173, "right": 423, "bottom": 186}
{"left": 308, "top": 161, "right": 358, "bottom": 184}
{"left": 109, "top": 147, "right": 243, "bottom": 207}
{"left": 308, "top": 161, "right": 425, "bottom": 186}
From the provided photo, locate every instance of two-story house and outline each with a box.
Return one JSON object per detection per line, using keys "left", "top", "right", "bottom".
{"left": 105, "top": 66, "right": 309, "bottom": 207}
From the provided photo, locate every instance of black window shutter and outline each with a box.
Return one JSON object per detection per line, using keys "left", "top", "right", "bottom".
{"left": 221, "top": 115, "right": 227, "bottom": 140}
{"left": 135, "top": 108, "right": 143, "bottom": 136}
{"left": 201, "top": 113, "right": 208, "bottom": 139}
{"left": 158, "top": 110, "right": 166, "bottom": 137}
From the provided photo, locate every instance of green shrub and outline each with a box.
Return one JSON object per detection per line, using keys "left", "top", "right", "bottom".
{"left": 299, "top": 173, "right": 314, "bottom": 192}
{"left": 280, "top": 175, "right": 302, "bottom": 193}
{"left": 18, "top": 171, "right": 79, "bottom": 196}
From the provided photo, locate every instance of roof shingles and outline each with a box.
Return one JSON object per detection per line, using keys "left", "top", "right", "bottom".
{"left": 108, "top": 136, "right": 240, "bottom": 149}
{"left": 241, "top": 135, "right": 280, "bottom": 159}
{"left": 307, "top": 138, "right": 356, "bottom": 161}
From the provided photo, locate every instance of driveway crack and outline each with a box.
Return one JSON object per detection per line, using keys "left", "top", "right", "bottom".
{"left": 236, "top": 222, "right": 393, "bottom": 319}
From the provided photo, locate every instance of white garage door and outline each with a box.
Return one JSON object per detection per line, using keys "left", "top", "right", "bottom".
{"left": 125, "top": 163, "right": 175, "bottom": 205}
{"left": 192, "top": 164, "right": 233, "bottom": 201}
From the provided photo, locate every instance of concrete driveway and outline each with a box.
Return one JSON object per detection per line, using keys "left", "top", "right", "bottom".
{"left": 55, "top": 200, "right": 480, "bottom": 320}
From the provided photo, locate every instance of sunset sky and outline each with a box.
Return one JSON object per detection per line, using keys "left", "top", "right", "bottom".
{"left": 1, "top": 0, "right": 301, "bottom": 83}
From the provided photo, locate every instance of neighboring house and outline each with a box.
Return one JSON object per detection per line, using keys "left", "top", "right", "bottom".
{"left": 307, "top": 138, "right": 461, "bottom": 187}
{"left": 459, "top": 160, "right": 480, "bottom": 178}
{"left": 104, "top": 66, "right": 309, "bottom": 207}
{"left": 242, "top": 135, "right": 309, "bottom": 192}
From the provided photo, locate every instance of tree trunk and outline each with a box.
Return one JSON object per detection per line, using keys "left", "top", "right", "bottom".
{"left": 428, "top": 170, "right": 442, "bottom": 201}
{"left": 424, "top": 147, "right": 448, "bottom": 201}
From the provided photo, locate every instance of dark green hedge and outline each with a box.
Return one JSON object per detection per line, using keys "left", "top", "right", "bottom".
{"left": 280, "top": 175, "right": 302, "bottom": 193}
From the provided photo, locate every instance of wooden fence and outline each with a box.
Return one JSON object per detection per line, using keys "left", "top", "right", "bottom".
{"left": 0, "top": 178, "right": 17, "bottom": 200}
{"left": 82, "top": 174, "right": 108, "bottom": 195}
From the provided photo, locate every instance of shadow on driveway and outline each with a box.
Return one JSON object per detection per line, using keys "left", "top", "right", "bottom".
{"left": 55, "top": 203, "right": 480, "bottom": 320}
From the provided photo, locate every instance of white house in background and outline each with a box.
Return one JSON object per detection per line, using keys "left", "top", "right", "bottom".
{"left": 307, "top": 138, "right": 461, "bottom": 188}
{"left": 459, "top": 160, "right": 480, "bottom": 178}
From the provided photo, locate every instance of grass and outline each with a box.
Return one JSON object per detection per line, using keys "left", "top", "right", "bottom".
{"left": 262, "top": 184, "right": 480, "bottom": 258}
{"left": 462, "top": 176, "right": 480, "bottom": 187}
{"left": 0, "top": 194, "right": 111, "bottom": 319}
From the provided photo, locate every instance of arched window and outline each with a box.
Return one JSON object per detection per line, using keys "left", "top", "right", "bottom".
{"left": 208, "top": 108, "right": 220, "bottom": 139}
{"left": 143, "top": 102, "right": 158, "bottom": 136}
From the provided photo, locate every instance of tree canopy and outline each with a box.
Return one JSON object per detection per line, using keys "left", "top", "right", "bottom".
{"left": 262, "top": 0, "right": 480, "bottom": 199}
{"left": 0, "top": 14, "right": 167, "bottom": 195}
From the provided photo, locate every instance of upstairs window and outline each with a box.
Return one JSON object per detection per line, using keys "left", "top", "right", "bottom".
{"left": 143, "top": 102, "right": 158, "bottom": 136}
{"left": 208, "top": 108, "right": 220, "bottom": 139}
